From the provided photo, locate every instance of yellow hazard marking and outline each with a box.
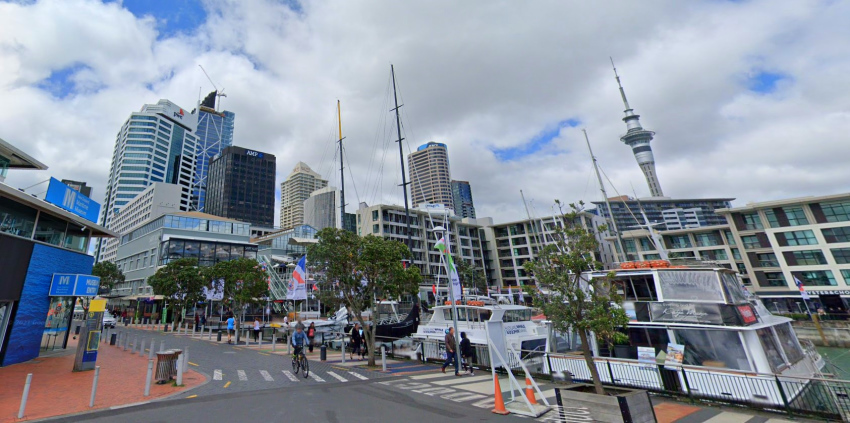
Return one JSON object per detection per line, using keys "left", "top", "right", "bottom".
{"left": 188, "top": 362, "right": 199, "bottom": 366}
{"left": 223, "top": 381, "right": 231, "bottom": 388}
{"left": 186, "top": 395, "right": 197, "bottom": 399}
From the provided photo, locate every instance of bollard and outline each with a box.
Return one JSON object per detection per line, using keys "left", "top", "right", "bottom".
{"left": 272, "top": 331, "right": 277, "bottom": 352}
{"left": 259, "top": 331, "right": 263, "bottom": 346}
{"left": 208, "top": 327, "right": 213, "bottom": 340}
{"left": 245, "top": 333, "right": 249, "bottom": 346}
{"left": 160, "top": 340, "right": 165, "bottom": 352}
{"left": 133, "top": 336, "right": 138, "bottom": 353}
{"left": 139, "top": 338, "right": 146, "bottom": 356}
{"left": 90, "top": 366, "right": 100, "bottom": 408}
{"left": 341, "top": 338, "right": 345, "bottom": 364}
{"left": 381, "top": 345, "right": 387, "bottom": 372}
{"left": 176, "top": 355, "right": 184, "bottom": 386}
{"left": 183, "top": 347, "right": 189, "bottom": 374}
{"left": 122, "top": 335, "right": 127, "bottom": 351}
{"left": 320, "top": 344, "right": 327, "bottom": 361}
{"left": 149, "top": 340, "right": 156, "bottom": 360}
{"left": 217, "top": 331, "right": 222, "bottom": 342}
{"left": 18, "top": 373, "right": 32, "bottom": 419}
{"left": 144, "top": 359, "right": 153, "bottom": 397}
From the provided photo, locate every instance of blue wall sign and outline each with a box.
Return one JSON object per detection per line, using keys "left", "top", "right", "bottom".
{"left": 44, "top": 177, "right": 101, "bottom": 223}
{"left": 49, "top": 274, "right": 101, "bottom": 297}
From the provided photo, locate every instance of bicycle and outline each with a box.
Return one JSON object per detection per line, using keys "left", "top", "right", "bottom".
{"left": 291, "top": 346, "right": 310, "bottom": 378}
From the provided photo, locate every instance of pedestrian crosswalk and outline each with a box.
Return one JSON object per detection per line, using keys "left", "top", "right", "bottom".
{"left": 211, "top": 368, "right": 371, "bottom": 384}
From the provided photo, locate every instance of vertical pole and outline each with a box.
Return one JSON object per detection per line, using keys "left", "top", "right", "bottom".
{"left": 89, "top": 366, "right": 100, "bottom": 408}
{"left": 183, "top": 347, "right": 189, "bottom": 374}
{"left": 391, "top": 64, "right": 413, "bottom": 250}
{"left": 584, "top": 129, "right": 627, "bottom": 262}
{"left": 159, "top": 340, "right": 165, "bottom": 352}
{"left": 139, "top": 338, "right": 146, "bottom": 356}
{"left": 176, "top": 355, "right": 184, "bottom": 386}
{"left": 381, "top": 345, "right": 387, "bottom": 372}
{"left": 774, "top": 375, "right": 793, "bottom": 416}
{"left": 18, "top": 373, "right": 32, "bottom": 419}
{"left": 145, "top": 359, "right": 153, "bottom": 397}
{"left": 338, "top": 99, "right": 346, "bottom": 228}
{"left": 208, "top": 326, "right": 213, "bottom": 340}
{"left": 272, "top": 329, "right": 277, "bottom": 352}
{"left": 149, "top": 340, "right": 156, "bottom": 360}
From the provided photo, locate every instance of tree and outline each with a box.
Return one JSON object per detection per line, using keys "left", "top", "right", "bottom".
{"left": 309, "top": 228, "right": 422, "bottom": 366}
{"left": 204, "top": 257, "right": 268, "bottom": 338}
{"left": 455, "top": 258, "right": 487, "bottom": 295}
{"left": 147, "top": 258, "right": 207, "bottom": 324}
{"left": 92, "top": 261, "right": 125, "bottom": 295}
{"left": 525, "top": 201, "right": 629, "bottom": 395}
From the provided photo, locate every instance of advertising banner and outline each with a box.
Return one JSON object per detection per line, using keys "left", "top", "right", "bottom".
{"left": 649, "top": 302, "right": 723, "bottom": 325}
{"left": 638, "top": 346, "right": 656, "bottom": 367}
{"left": 44, "top": 178, "right": 101, "bottom": 223}
{"left": 657, "top": 270, "right": 724, "bottom": 302}
{"left": 664, "top": 343, "right": 685, "bottom": 370}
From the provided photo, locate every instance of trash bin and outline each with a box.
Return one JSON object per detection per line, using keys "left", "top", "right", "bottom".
{"left": 320, "top": 344, "right": 327, "bottom": 361}
{"left": 110, "top": 333, "right": 117, "bottom": 346}
{"left": 217, "top": 330, "right": 222, "bottom": 342}
{"left": 75, "top": 325, "right": 81, "bottom": 335}
{"left": 155, "top": 350, "right": 176, "bottom": 384}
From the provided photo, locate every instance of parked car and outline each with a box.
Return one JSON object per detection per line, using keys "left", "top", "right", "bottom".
{"left": 102, "top": 314, "right": 117, "bottom": 329}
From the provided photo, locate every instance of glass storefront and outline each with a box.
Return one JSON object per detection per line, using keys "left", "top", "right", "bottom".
{"left": 160, "top": 238, "right": 259, "bottom": 266}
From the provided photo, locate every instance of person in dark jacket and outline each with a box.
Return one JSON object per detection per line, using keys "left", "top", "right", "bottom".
{"left": 460, "top": 332, "right": 474, "bottom": 375}
{"left": 441, "top": 327, "right": 460, "bottom": 376}
{"left": 349, "top": 323, "right": 362, "bottom": 360}
{"left": 307, "top": 323, "right": 316, "bottom": 353}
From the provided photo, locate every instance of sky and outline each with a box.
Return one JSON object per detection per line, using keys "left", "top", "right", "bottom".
{"left": 2, "top": 0, "right": 850, "bottom": 225}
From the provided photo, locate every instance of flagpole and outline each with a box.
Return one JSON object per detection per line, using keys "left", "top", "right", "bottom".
{"left": 797, "top": 277, "right": 828, "bottom": 346}
{"left": 441, "top": 209, "right": 461, "bottom": 375}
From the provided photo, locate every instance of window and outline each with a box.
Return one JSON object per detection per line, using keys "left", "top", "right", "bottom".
{"left": 821, "top": 201, "right": 850, "bottom": 223}
{"left": 731, "top": 248, "right": 742, "bottom": 260}
{"left": 757, "top": 328, "right": 786, "bottom": 372}
{"left": 842, "top": 270, "right": 850, "bottom": 284}
{"left": 724, "top": 230, "right": 736, "bottom": 246}
{"left": 702, "top": 249, "right": 727, "bottom": 260}
{"left": 372, "top": 210, "right": 378, "bottom": 221}
{"left": 779, "top": 230, "right": 817, "bottom": 246}
{"left": 785, "top": 207, "right": 809, "bottom": 226}
{"left": 741, "top": 212, "right": 763, "bottom": 230}
{"left": 798, "top": 270, "right": 837, "bottom": 286}
{"left": 790, "top": 250, "right": 827, "bottom": 265}
{"left": 674, "top": 329, "right": 751, "bottom": 371}
{"left": 764, "top": 210, "right": 780, "bottom": 228}
{"left": 695, "top": 233, "right": 721, "bottom": 247}
{"left": 33, "top": 213, "right": 67, "bottom": 246}
{"left": 761, "top": 272, "right": 787, "bottom": 287}
{"left": 623, "top": 239, "right": 636, "bottom": 253}
{"left": 756, "top": 253, "right": 779, "bottom": 267}
{"left": 741, "top": 235, "right": 761, "bottom": 250}
{"left": 372, "top": 224, "right": 379, "bottom": 233}
{"left": 0, "top": 195, "right": 37, "bottom": 238}
{"left": 638, "top": 237, "right": 654, "bottom": 251}
{"left": 822, "top": 227, "right": 850, "bottom": 243}
{"left": 666, "top": 235, "right": 692, "bottom": 249}
{"left": 774, "top": 323, "right": 805, "bottom": 364}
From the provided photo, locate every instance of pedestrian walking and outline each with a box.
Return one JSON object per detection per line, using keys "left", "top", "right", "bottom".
{"left": 460, "top": 332, "right": 474, "bottom": 375}
{"left": 441, "top": 327, "right": 460, "bottom": 376}
{"left": 307, "top": 322, "right": 316, "bottom": 353}
{"left": 253, "top": 318, "right": 261, "bottom": 342}
{"left": 226, "top": 314, "right": 235, "bottom": 344}
{"left": 194, "top": 313, "right": 200, "bottom": 330}
{"left": 349, "top": 323, "right": 362, "bottom": 360}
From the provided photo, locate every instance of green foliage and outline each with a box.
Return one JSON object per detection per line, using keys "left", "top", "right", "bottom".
{"left": 525, "top": 200, "right": 629, "bottom": 395}
{"left": 308, "top": 227, "right": 422, "bottom": 366}
{"left": 204, "top": 257, "right": 268, "bottom": 332}
{"left": 147, "top": 258, "right": 207, "bottom": 322}
{"left": 455, "top": 258, "right": 487, "bottom": 295}
{"left": 92, "top": 261, "right": 125, "bottom": 293}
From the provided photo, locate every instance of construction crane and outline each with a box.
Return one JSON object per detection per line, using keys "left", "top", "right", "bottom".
{"left": 198, "top": 64, "right": 226, "bottom": 110}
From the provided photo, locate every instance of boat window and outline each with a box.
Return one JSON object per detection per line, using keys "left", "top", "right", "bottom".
{"left": 720, "top": 273, "right": 748, "bottom": 304}
{"left": 658, "top": 270, "right": 725, "bottom": 302}
{"left": 628, "top": 327, "right": 670, "bottom": 353}
{"left": 773, "top": 323, "right": 805, "bottom": 364}
{"left": 480, "top": 310, "right": 492, "bottom": 321}
{"left": 673, "top": 329, "right": 751, "bottom": 371}
{"left": 503, "top": 309, "right": 532, "bottom": 322}
{"left": 617, "top": 275, "right": 658, "bottom": 301}
{"left": 757, "top": 328, "right": 786, "bottom": 372}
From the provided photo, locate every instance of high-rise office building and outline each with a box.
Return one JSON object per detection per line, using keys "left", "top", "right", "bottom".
{"left": 61, "top": 179, "right": 92, "bottom": 198}
{"left": 206, "top": 146, "right": 276, "bottom": 227}
{"left": 408, "top": 142, "right": 453, "bottom": 210}
{"left": 97, "top": 99, "right": 198, "bottom": 262}
{"left": 612, "top": 64, "right": 664, "bottom": 197}
{"left": 279, "top": 162, "right": 327, "bottom": 229}
{"left": 303, "top": 186, "right": 342, "bottom": 231}
{"left": 192, "top": 91, "right": 235, "bottom": 212}
{"left": 592, "top": 197, "right": 734, "bottom": 232}
{"left": 451, "top": 180, "right": 476, "bottom": 218}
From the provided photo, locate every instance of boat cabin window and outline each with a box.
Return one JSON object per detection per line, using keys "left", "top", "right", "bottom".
{"left": 757, "top": 328, "right": 786, "bottom": 372}
{"left": 658, "top": 270, "right": 725, "bottom": 302}
{"left": 442, "top": 307, "right": 491, "bottom": 322}
{"left": 615, "top": 275, "right": 659, "bottom": 301}
{"left": 774, "top": 323, "right": 805, "bottom": 364}
{"left": 502, "top": 309, "right": 532, "bottom": 322}
{"left": 720, "top": 272, "right": 748, "bottom": 304}
{"left": 673, "top": 329, "right": 751, "bottom": 371}
{"left": 628, "top": 327, "right": 670, "bottom": 353}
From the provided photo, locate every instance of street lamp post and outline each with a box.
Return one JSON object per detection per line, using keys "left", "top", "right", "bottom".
{"left": 434, "top": 225, "right": 460, "bottom": 376}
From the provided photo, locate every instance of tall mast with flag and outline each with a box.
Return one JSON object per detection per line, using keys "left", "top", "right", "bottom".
{"left": 287, "top": 256, "right": 308, "bottom": 301}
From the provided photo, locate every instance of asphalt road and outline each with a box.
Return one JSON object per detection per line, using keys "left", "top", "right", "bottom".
{"left": 106, "top": 325, "right": 391, "bottom": 397}
{"left": 46, "top": 378, "right": 531, "bottom": 423}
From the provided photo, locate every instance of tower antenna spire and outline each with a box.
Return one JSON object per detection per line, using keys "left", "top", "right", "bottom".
{"left": 610, "top": 57, "right": 631, "bottom": 112}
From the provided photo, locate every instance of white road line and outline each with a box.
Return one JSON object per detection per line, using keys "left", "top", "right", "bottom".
{"left": 282, "top": 370, "right": 299, "bottom": 382}
{"left": 260, "top": 370, "right": 274, "bottom": 382}
{"left": 326, "top": 371, "right": 348, "bottom": 382}
{"left": 309, "top": 372, "right": 326, "bottom": 382}
{"left": 237, "top": 370, "right": 247, "bottom": 381}
{"left": 348, "top": 371, "right": 369, "bottom": 380}
{"left": 441, "top": 392, "right": 486, "bottom": 402}
{"left": 213, "top": 369, "right": 222, "bottom": 380}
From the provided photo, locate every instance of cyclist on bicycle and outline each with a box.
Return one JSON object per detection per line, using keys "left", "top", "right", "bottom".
{"left": 291, "top": 326, "right": 308, "bottom": 357}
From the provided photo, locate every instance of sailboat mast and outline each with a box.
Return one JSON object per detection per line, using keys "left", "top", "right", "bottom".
{"left": 391, "top": 65, "right": 413, "bottom": 250}
{"left": 583, "top": 129, "right": 628, "bottom": 263}
{"left": 338, "top": 100, "right": 346, "bottom": 229}
{"left": 520, "top": 190, "right": 542, "bottom": 260}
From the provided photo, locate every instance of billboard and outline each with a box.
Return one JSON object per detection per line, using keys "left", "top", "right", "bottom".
{"left": 49, "top": 274, "right": 101, "bottom": 297}
{"left": 44, "top": 178, "right": 101, "bottom": 223}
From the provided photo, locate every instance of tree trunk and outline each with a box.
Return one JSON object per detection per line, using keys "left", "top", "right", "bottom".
{"left": 578, "top": 329, "right": 605, "bottom": 395}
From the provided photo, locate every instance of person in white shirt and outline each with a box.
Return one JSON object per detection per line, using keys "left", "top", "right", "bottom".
{"left": 253, "top": 318, "right": 261, "bottom": 342}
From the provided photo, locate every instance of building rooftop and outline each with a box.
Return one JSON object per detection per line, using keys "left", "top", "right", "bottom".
{"left": 171, "top": 211, "right": 249, "bottom": 224}
{"left": 716, "top": 193, "right": 850, "bottom": 214}
{"left": 591, "top": 197, "right": 735, "bottom": 204}
{"left": 416, "top": 141, "right": 447, "bottom": 151}
{"left": 0, "top": 137, "right": 48, "bottom": 170}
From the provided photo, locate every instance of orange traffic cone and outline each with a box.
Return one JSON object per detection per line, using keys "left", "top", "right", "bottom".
{"left": 492, "top": 375, "right": 510, "bottom": 415}
{"left": 525, "top": 377, "right": 537, "bottom": 404}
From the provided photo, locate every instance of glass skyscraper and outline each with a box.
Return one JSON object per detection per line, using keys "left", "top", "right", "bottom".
{"left": 192, "top": 91, "right": 235, "bottom": 212}
{"left": 451, "top": 180, "right": 476, "bottom": 218}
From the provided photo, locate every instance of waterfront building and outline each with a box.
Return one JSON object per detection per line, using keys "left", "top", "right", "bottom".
{"left": 303, "top": 186, "right": 342, "bottom": 231}
{"left": 97, "top": 99, "right": 199, "bottom": 261}
{"left": 408, "top": 142, "right": 453, "bottom": 210}
{"left": 205, "top": 146, "right": 275, "bottom": 227}
{"left": 451, "top": 180, "right": 476, "bottom": 219}
{"left": 192, "top": 92, "right": 235, "bottom": 211}
{"left": 592, "top": 197, "right": 734, "bottom": 231}
{"left": 279, "top": 162, "right": 327, "bottom": 230}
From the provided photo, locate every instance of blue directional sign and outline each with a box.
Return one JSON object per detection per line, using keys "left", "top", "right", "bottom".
{"left": 49, "top": 274, "right": 76, "bottom": 296}
{"left": 44, "top": 178, "right": 101, "bottom": 223}
{"left": 49, "top": 274, "right": 101, "bottom": 297}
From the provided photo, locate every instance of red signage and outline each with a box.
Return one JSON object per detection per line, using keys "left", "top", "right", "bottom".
{"left": 737, "top": 305, "right": 757, "bottom": 325}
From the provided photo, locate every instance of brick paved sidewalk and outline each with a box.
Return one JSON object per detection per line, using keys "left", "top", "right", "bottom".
{"left": 0, "top": 336, "right": 206, "bottom": 422}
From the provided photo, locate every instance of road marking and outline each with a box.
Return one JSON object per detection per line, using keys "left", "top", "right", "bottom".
{"left": 223, "top": 381, "right": 231, "bottom": 388}
{"left": 348, "top": 371, "right": 369, "bottom": 380}
{"left": 188, "top": 362, "right": 199, "bottom": 367}
{"left": 186, "top": 395, "right": 197, "bottom": 399}
{"left": 259, "top": 352, "right": 271, "bottom": 356}
{"left": 109, "top": 401, "right": 150, "bottom": 410}
{"left": 326, "top": 371, "right": 348, "bottom": 382}
{"left": 213, "top": 369, "right": 222, "bottom": 380}
{"left": 282, "top": 370, "right": 299, "bottom": 382}
{"left": 237, "top": 370, "right": 247, "bottom": 381}
{"left": 260, "top": 370, "right": 274, "bottom": 381}
{"left": 309, "top": 372, "right": 326, "bottom": 382}
{"left": 441, "top": 392, "right": 486, "bottom": 402}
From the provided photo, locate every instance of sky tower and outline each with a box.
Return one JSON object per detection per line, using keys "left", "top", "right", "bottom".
{"left": 611, "top": 60, "right": 664, "bottom": 198}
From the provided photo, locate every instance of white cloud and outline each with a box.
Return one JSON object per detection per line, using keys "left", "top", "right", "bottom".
{"left": 1, "top": 0, "right": 849, "bottom": 226}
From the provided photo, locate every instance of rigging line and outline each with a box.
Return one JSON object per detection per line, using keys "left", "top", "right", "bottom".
{"left": 394, "top": 82, "right": 430, "bottom": 205}
{"left": 582, "top": 161, "right": 594, "bottom": 204}
{"left": 597, "top": 164, "right": 647, "bottom": 235}
{"left": 372, "top": 95, "right": 395, "bottom": 204}
{"left": 343, "top": 144, "right": 361, "bottom": 205}
{"left": 365, "top": 73, "right": 393, "bottom": 203}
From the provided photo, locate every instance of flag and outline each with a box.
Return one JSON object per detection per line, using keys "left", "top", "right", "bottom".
{"left": 286, "top": 256, "right": 308, "bottom": 300}
{"left": 432, "top": 284, "right": 436, "bottom": 296}
{"left": 508, "top": 286, "right": 514, "bottom": 304}
{"left": 434, "top": 236, "right": 462, "bottom": 301}
{"left": 795, "top": 276, "right": 811, "bottom": 300}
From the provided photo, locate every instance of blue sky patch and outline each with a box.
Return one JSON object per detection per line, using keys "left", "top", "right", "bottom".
{"left": 37, "top": 64, "right": 90, "bottom": 99}
{"left": 109, "top": 0, "right": 207, "bottom": 38}
{"left": 747, "top": 71, "right": 789, "bottom": 94}
{"left": 493, "top": 118, "right": 580, "bottom": 161}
